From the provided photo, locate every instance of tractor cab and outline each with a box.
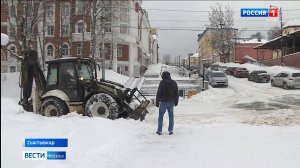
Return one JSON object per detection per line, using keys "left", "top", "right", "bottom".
{"left": 45, "top": 57, "right": 94, "bottom": 102}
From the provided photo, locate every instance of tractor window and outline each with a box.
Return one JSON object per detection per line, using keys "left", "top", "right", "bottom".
{"left": 77, "top": 63, "right": 93, "bottom": 80}
{"left": 47, "top": 64, "right": 58, "bottom": 86}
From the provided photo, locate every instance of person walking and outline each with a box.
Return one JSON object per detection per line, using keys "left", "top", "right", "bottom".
{"left": 156, "top": 71, "right": 179, "bottom": 135}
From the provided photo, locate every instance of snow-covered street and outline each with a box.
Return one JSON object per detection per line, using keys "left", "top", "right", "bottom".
{"left": 1, "top": 64, "right": 300, "bottom": 168}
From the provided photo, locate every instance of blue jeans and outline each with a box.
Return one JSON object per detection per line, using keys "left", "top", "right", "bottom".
{"left": 157, "top": 101, "right": 174, "bottom": 133}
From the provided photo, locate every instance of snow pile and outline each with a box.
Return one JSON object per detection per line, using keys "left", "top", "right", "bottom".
{"left": 1, "top": 72, "right": 21, "bottom": 98}
{"left": 239, "top": 39, "right": 268, "bottom": 44}
{"left": 218, "top": 62, "right": 300, "bottom": 75}
{"left": 245, "top": 109, "right": 300, "bottom": 126}
{"left": 98, "top": 69, "right": 129, "bottom": 85}
{"left": 190, "top": 87, "right": 235, "bottom": 103}
{"left": 144, "top": 63, "right": 165, "bottom": 76}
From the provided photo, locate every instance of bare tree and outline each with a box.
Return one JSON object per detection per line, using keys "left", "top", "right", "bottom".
{"left": 250, "top": 32, "right": 264, "bottom": 41}
{"left": 162, "top": 54, "right": 171, "bottom": 65}
{"left": 267, "top": 26, "right": 281, "bottom": 40}
{"left": 2, "top": 0, "right": 53, "bottom": 63}
{"left": 209, "top": 3, "right": 236, "bottom": 63}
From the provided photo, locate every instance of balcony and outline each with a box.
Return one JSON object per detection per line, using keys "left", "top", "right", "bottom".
{"left": 72, "top": 32, "right": 91, "bottom": 42}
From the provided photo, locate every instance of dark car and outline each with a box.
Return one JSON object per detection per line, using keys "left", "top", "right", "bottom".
{"left": 248, "top": 70, "right": 270, "bottom": 83}
{"left": 233, "top": 67, "right": 249, "bottom": 78}
{"left": 226, "top": 67, "right": 238, "bottom": 76}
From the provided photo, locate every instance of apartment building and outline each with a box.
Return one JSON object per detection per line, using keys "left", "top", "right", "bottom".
{"left": 1, "top": 0, "right": 158, "bottom": 76}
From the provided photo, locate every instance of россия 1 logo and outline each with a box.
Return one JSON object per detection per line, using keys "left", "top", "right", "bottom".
{"left": 241, "top": 7, "right": 278, "bottom": 17}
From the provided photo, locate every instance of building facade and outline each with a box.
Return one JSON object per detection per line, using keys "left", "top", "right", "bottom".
{"left": 234, "top": 39, "right": 272, "bottom": 63}
{"left": 1, "top": 0, "right": 158, "bottom": 76}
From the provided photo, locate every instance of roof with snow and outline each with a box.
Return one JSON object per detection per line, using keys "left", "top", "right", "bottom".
{"left": 283, "top": 19, "right": 300, "bottom": 29}
{"left": 240, "top": 39, "right": 268, "bottom": 44}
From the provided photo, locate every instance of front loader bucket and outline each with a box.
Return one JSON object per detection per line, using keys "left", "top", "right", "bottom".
{"left": 128, "top": 100, "right": 150, "bottom": 121}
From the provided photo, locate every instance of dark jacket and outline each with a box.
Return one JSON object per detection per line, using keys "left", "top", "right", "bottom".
{"left": 156, "top": 71, "right": 179, "bottom": 106}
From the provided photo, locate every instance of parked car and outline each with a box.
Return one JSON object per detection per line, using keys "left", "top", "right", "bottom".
{"left": 219, "top": 65, "right": 228, "bottom": 72}
{"left": 248, "top": 70, "right": 270, "bottom": 83}
{"left": 233, "top": 67, "right": 249, "bottom": 78}
{"left": 210, "top": 63, "right": 220, "bottom": 71}
{"left": 226, "top": 67, "right": 238, "bottom": 76}
{"left": 271, "top": 72, "right": 300, "bottom": 89}
{"left": 208, "top": 71, "right": 228, "bottom": 87}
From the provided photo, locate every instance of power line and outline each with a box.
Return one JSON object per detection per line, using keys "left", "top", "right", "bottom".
{"left": 149, "top": 18, "right": 300, "bottom": 23}
{"left": 144, "top": 8, "right": 300, "bottom": 13}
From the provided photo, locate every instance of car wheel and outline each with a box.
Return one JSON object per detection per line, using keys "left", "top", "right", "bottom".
{"left": 283, "top": 83, "right": 289, "bottom": 90}
{"left": 271, "top": 80, "right": 275, "bottom": 86}
{"left": 41, "top": 97, "right": 69, "bottom": 117}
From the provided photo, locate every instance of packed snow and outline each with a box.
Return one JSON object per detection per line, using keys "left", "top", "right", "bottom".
{"left": 1, "top": 63, "right": 300, "bottom": 168}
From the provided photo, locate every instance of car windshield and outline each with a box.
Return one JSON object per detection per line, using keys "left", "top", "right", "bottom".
{"left": 239, "top": 68, "right": 247, "bottom": 70}
{"left": 212, "top": 72, "right": 226, "bottom": 77}
{"left": 292, "top": 73, "right": 300, "bottom": 77}
{"left": 257, "top": 71, "right": 267, "bottom": 74}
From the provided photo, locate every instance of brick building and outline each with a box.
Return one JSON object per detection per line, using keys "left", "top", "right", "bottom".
{"left": 1, "top": 0, "right": 158, "bottom": 76}
{"left": 234, "top": 39, "right": 272, "bottom": 63}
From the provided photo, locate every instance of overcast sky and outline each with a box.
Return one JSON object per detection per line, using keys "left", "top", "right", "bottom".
{"left": 141, "top": 1, "right": 300, "bottom": 59}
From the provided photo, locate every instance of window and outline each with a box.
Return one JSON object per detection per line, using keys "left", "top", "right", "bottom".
{"left": 61, "top": 24, "right": 69, "bottom": 36}
{"left": 120, "top": 14, "right": 129, "bottom": 23}
{"left": 9, "top": 26, "right": 16, "bottom": 38}
{"left": 125, "top": 66, "right": 128, "bottom": 71}
{"left": 47, "top": 7, "right": 54, "bottom": 17}
{"left": 104, "top": 22, "right": 111, "bottom": 33}
{"left": 47, "top": 45, "right": 54, "bottom": 57}
{"left": 10, "top": 66, "right": 16, "bottom": 73}
{"left": 120, "top": 1, "right": 129, "bottom": 34}
{"left": 9, "top": 6, "right": 16, "bottom": 18}
{"left": 8, "top": 46, "right": 16, "bottom": 60}
{"left": 120, "top": 24, "right": 128, "bottom": 34}
{"left": 61, "top": 3, "right": 70, "bottom": 16}
{"left": 47, "top": 64, "right": 58, "bottom": 86}
{"left": 77, "top": 43, "right": 83, "bottom": 56}
{"left": 117, "top": 46, "right": 123, "bottom": 57}
{"left": 61, "top": 44, "right": 69, "bottom": 57}
{"left": 76, "top": 0, "right": 85, "bottom": 15}
{"left": 47, "top": 25, "right": 54, "bottom": 36}
{"left": 77, "top": 22, "right": 84, "bottom": 33}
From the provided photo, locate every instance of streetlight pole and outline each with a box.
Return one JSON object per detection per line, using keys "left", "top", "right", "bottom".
{"left": 202, "top": 59, "right": 206, "bottom": 91}
{"left": 101, "top": 29, "right": 105, "bottom": 80}
{"left": 188, "top": 53, "right": 191, "bottom": 70}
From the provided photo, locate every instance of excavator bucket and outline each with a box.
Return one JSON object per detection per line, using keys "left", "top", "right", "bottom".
{"left": 128, "top": 100, "right": 150, "bottom": 121}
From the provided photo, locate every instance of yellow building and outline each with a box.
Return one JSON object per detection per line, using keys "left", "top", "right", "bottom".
{"left": 197, "top": 28, "right": 215, "bottom": 63}
{"left": 272, "top": 19, "right": 300, "bottom": 59}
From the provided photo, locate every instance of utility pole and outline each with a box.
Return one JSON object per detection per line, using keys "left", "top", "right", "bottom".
{"left": 179, "top": 55, "right": 181, "bottom": 67}
{"left": 280, "top": 7, "right": 284, "bottom": 66}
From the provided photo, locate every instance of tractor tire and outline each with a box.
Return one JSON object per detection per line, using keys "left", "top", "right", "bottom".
{"left": 84, "top": 93, "right": 120, "bottom": 119}
{"left": 41, "top": 97, "right": 69, "bottom": 117}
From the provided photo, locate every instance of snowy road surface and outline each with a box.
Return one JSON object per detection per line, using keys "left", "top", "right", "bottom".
{"left": 1, "top": 67, "right": 300, "bottom": 168}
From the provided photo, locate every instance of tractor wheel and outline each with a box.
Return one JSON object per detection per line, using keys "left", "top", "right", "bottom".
{"left": 84, "top": 93, "right": 120, "bottom": 119}
{"left": 41, "top": 97, "right": 69, "bottom": 117}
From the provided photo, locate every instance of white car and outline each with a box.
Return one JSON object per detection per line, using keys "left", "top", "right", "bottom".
{"left": 271, "top": 71, "right": 300, "bottom": 89}
{"left": 208, "top": 71, "right": 228, "bottom": 87}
